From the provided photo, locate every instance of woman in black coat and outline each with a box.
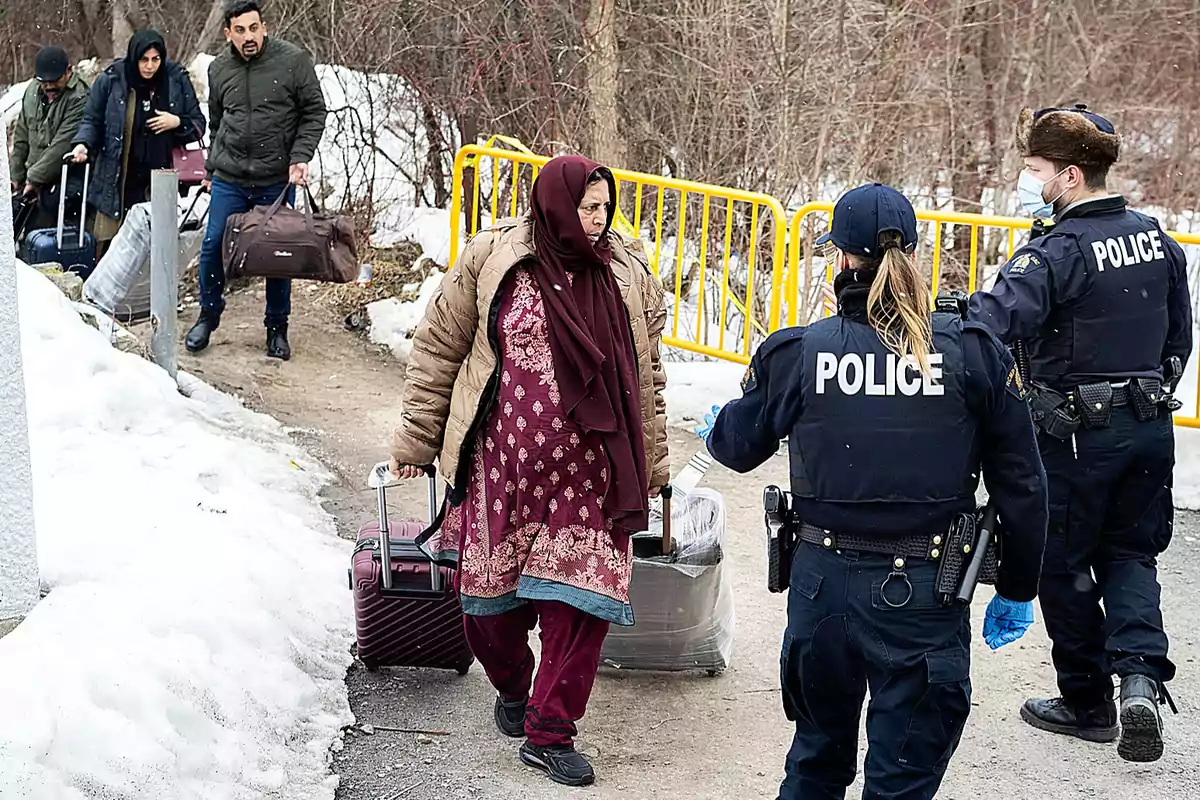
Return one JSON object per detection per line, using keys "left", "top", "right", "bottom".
{"left": 70, "top": 29, "right": 205, "bottom": 249}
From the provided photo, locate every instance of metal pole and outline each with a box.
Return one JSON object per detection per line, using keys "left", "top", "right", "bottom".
{"left": 150, "top": 169, "right": 179, "bottom": 379}
{"left": 0, "top": 118, "right": 39, "bottom": 625}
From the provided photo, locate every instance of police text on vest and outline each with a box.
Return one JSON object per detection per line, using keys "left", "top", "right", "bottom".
{"left": 1091, "top": 231, "right": 1165, "bottom": 272}
{"left": 815, "top": 352, "right": 944, "bottom": 396}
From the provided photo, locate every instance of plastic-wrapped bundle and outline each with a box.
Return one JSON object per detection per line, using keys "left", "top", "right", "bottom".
{"left": 83, "top": 195, "right": 207, "bottom": 322}
{"left": 599, "top": 488, "right": 735, "bottom": 675}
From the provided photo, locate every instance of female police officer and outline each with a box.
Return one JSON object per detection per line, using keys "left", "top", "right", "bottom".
{"left": 703, "top": 183, "right": 1049, "bottom": 800}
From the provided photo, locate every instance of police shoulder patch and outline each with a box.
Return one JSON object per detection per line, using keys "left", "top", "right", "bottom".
{"left": 1007, "top": 251, "right": 1043, "bottom": 275}
{"left": 741, "top": 363, "right": 757, "bottom": 392}
{"left": 1005, "top": 363, "right": 1028, "bottom": 400}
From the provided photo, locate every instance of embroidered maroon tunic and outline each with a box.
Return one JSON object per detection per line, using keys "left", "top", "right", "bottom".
{"left": 437, "top": 267, "right": 635, "bottom": 625}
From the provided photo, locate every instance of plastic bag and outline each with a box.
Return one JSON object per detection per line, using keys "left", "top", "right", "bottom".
{"left": 83, "top": 193, "right": 208, "bottom": 322}
{"left": 599, "top": 488, "right": 736, "bottom": 674}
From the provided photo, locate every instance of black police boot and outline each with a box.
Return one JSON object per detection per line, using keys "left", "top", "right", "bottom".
{"left": 185, "top": 312, "right": 220, "bottom": 353}
{"left": 266, "top": 324, "right": 290, "bottom": 360}
{"left": 1118, "top": 675, "right": 1165, "bottom": 762}
{"left": 494, "top": 696, "right": 527, "bottom": 738}
{"left": 519, "top": 741, "right": 595, "bottom": 787}
{"left": 1020, "top": 697, "right": 1119, "bottom": 743}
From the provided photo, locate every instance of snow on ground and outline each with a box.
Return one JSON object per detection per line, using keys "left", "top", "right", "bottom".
{"left": 364, "top": 271, "right": 444, "bottom": 362}
{"left": 1, "top": 264, "right": 355, "bottom": 799}
{"left": 371, "top": 206, "right": 456, "bottom": 267}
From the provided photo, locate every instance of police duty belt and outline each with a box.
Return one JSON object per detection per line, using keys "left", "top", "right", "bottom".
{"left": 797, "top": 514, "right": 998, "bottom": 607}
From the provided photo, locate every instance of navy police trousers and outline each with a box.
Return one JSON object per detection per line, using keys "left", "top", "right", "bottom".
{"left": 778, "top": 541, "right": 971, "bottom": 800}
{"left": 1037, "top": 407, "right": 1176, "bottom": 707}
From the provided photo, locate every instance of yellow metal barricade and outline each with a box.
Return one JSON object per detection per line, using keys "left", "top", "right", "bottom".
{"left": 786, "top": 203, "right": 1200, "bottom": 428}
{"left": 450, "top": 144, "right": 789, "bottom": 364}
{"left": 785, "top": 202, "right": 1035, "bottom": 326}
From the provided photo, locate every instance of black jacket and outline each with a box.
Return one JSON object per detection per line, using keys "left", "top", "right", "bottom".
{"left": 205, "top": 37, "right": 328, "bottom": 187}
{"left": 72, "top": 59, "right": 205, "bottom": 219}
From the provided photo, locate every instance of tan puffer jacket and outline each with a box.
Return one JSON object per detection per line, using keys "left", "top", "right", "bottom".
{"left": 391, "top": 213, "right": 670, "bottom": 501}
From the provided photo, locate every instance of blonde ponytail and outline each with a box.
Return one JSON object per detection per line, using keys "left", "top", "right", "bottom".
{"left": 865, "top": 233, "right": 935, "bottom": 376}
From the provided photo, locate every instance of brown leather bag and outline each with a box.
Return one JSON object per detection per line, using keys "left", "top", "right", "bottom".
{"left": 222, "top": 185, "right": 358, "bottom": 283}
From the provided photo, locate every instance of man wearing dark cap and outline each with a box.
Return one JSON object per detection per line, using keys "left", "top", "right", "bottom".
{"left": 9, "top": 45, "right": 90, "bottom": 237}
{"left": 705, "top": 183, "right": 1047, "bottom": 799}
{"left": 969, "top": 105, "right": 1190, "bottom": 763}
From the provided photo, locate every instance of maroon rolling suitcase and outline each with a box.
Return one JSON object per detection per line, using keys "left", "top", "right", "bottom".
{"left": 349, "top": 463, "right": 474, "bottom": 674}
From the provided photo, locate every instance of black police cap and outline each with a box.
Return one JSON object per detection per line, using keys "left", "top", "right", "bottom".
{"left": 816, "top": 183, "right": 919, "bottom": 258}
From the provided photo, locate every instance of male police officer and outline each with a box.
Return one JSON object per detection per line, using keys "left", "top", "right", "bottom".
{"left": 705, "top": 183, "right": 1048, "bottom": 800}
{"left": 969, "top": 105, "right": 1190, "bottom": 763}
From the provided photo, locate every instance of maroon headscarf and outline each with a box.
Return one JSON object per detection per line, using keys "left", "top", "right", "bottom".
{"left": 529, "top": 155, "right": 649, "bottom": 533}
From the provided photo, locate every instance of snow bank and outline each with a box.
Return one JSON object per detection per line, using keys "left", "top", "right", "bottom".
{"left": 372, "top": 206, "right": 455, "bottom": 267}
{"left": 365, "top": 271, "right": 444, "bottom": 362}
{"left": 1, "top": 265, "right": 354, "bottom": 799}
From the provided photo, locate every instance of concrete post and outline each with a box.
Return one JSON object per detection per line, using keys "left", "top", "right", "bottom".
{"left": 0, "top": 114, "right": 41, "bottom": 626}
{"left": 150, "top": 169, "right": 179, "bottom": 379}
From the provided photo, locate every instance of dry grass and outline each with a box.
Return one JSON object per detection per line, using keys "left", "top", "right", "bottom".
{"left": 307, "top": 241, "right": 428, "bottom": 318}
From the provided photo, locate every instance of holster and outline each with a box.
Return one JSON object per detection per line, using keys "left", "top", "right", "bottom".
{"left": 764, "top": 486, "right": 795, "bottom": 594}
{"left": 934, "top": 510, "right": 1000, "bottom": 606}
{"left": 1076, "top": 381, "right": 1113, "bottom": 429}
{"left": 1027, "top": 384, "right": 1081, "bottom": 440}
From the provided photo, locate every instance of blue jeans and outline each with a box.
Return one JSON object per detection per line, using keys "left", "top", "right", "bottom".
{"left": 777, "top": 542, "right": 972, "bottom": 800}
{"left": 198, "top": 177, "right": 294, "bottom": 327}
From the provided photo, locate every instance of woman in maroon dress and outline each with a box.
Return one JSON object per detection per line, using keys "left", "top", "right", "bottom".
{"left": 390, "top": 154, "right": 671, "bottom": 786}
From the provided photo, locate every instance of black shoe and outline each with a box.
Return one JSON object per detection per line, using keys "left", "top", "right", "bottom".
{"left": 519, "top": 742, "right": 595, "bottom": 787}
{"left": 185, "top": 313, "right": 220, "bottom": 353}
{"left": 494, "top": 696, "right": 527, "bottom": 738}
{"left": 1020, "top": 697, "right": 1119, "bottom": 743}
{"left": 266, "top": 324, "right": 290, "bottom": 360}
{"left": 1118, "top": 675, "right": 1168, "bottom": 762}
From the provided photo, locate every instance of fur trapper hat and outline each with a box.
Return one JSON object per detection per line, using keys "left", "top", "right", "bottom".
{"left": 1014, "top": 104, "right": 1121, "bottom": 167}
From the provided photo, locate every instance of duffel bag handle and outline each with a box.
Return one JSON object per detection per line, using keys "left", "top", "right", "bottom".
{"left": 253, "top": 182, "right": 317, "bottom": 238}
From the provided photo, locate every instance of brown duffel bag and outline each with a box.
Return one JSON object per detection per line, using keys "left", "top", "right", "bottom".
{"left": 222, "top": 184, "right": 358, "bottom": 283}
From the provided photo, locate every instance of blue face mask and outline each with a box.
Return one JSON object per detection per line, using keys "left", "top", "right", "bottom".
{"left": 1017, "top": 168, "right": 1068, "bottom": 219}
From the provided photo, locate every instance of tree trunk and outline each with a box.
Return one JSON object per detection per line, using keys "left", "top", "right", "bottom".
{"left": 71, "top": 0, "right": 113, "bottom": 60}
{"left": 423, "top": 99, "right": 450, "bottom": 208}
{"left": 947, "top": 0, "right": 984, "bottom": 291}
{"left": 458, "top": 113, "right": 481, "bottom": 235}
{"left": 178, "top": 0, "right": 229, "bottom": 66}
{"left": 583, "top": 0, "right": 625, "bottom": 166}
{"left": 111, "top": 0, "right": 135, "bottom": 59}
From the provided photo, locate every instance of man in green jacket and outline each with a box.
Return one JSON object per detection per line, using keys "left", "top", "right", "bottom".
{"left": 9, "top": 46, "right": 89, "bottom": 237}
{"left": 186, "top": 0, "right": 327, "bottom": 360}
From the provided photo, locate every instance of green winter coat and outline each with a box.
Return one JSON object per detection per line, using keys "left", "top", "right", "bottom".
{"left": 205, "top": 37, "right": 327, "bottom": 187}
{"left": 9, "top": 73, "right": 90, "bottom": 189}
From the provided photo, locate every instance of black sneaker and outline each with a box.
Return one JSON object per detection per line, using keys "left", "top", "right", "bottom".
{"left": 1020, "top": 697, "right": 1119, "bottom": 743}
{"left": 185, "top": 312, "right": 220, "bottom": 353}
{"left": 1118, "top": 675, "right": 1168, "bottom": 763}
{"left": 266, "top": 324, "right": 290, "bottom": 360}
{"left": 519, "top": 742, "right": 595, "bottom": 787}
{"left": 494, "top": 696, "right": 527, "bottom": 738}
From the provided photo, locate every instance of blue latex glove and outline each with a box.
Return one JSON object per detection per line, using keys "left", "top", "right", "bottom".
{"left": 694, "top": 404, "right": 723, "bottom": 443}
{"left": 982, "top": 595, "right": 1035, "bottom": 650}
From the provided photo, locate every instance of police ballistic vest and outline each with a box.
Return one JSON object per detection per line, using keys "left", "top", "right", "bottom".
{"left": 790, "top": 312, "right": 977, "bottom": 505}
{"left": 1030, "top": 209, "right": 1172, "bottom": 387}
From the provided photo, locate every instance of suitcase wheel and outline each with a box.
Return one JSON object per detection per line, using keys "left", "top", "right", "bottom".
{"left": 456, "top": 663, "right": 471, "bottom": 676}
{"left": 706, "top": 669, "right": 722, "bottom": 678}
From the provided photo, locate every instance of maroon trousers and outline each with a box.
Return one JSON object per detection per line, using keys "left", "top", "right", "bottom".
{"left": 463, "top": 600, "right": 610, "bottom": 747}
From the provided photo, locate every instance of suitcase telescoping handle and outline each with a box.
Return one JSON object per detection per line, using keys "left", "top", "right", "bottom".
{"left": 660, "top": 484, "right": 674, "bottom": 556}
{"left": 367, "top": 462, "right": 440, "bottom": 592}
{"left": 56, "top": 157, "right": 90, "bottom": 250}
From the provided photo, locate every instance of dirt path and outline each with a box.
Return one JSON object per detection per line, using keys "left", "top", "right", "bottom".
{"left": 156, "top": 285, "right": 1200, "bottom": 800}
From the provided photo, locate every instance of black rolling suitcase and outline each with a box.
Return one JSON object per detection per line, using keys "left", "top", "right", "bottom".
{"left": 20, "top": 161, "right": 96, "bottom": 280}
